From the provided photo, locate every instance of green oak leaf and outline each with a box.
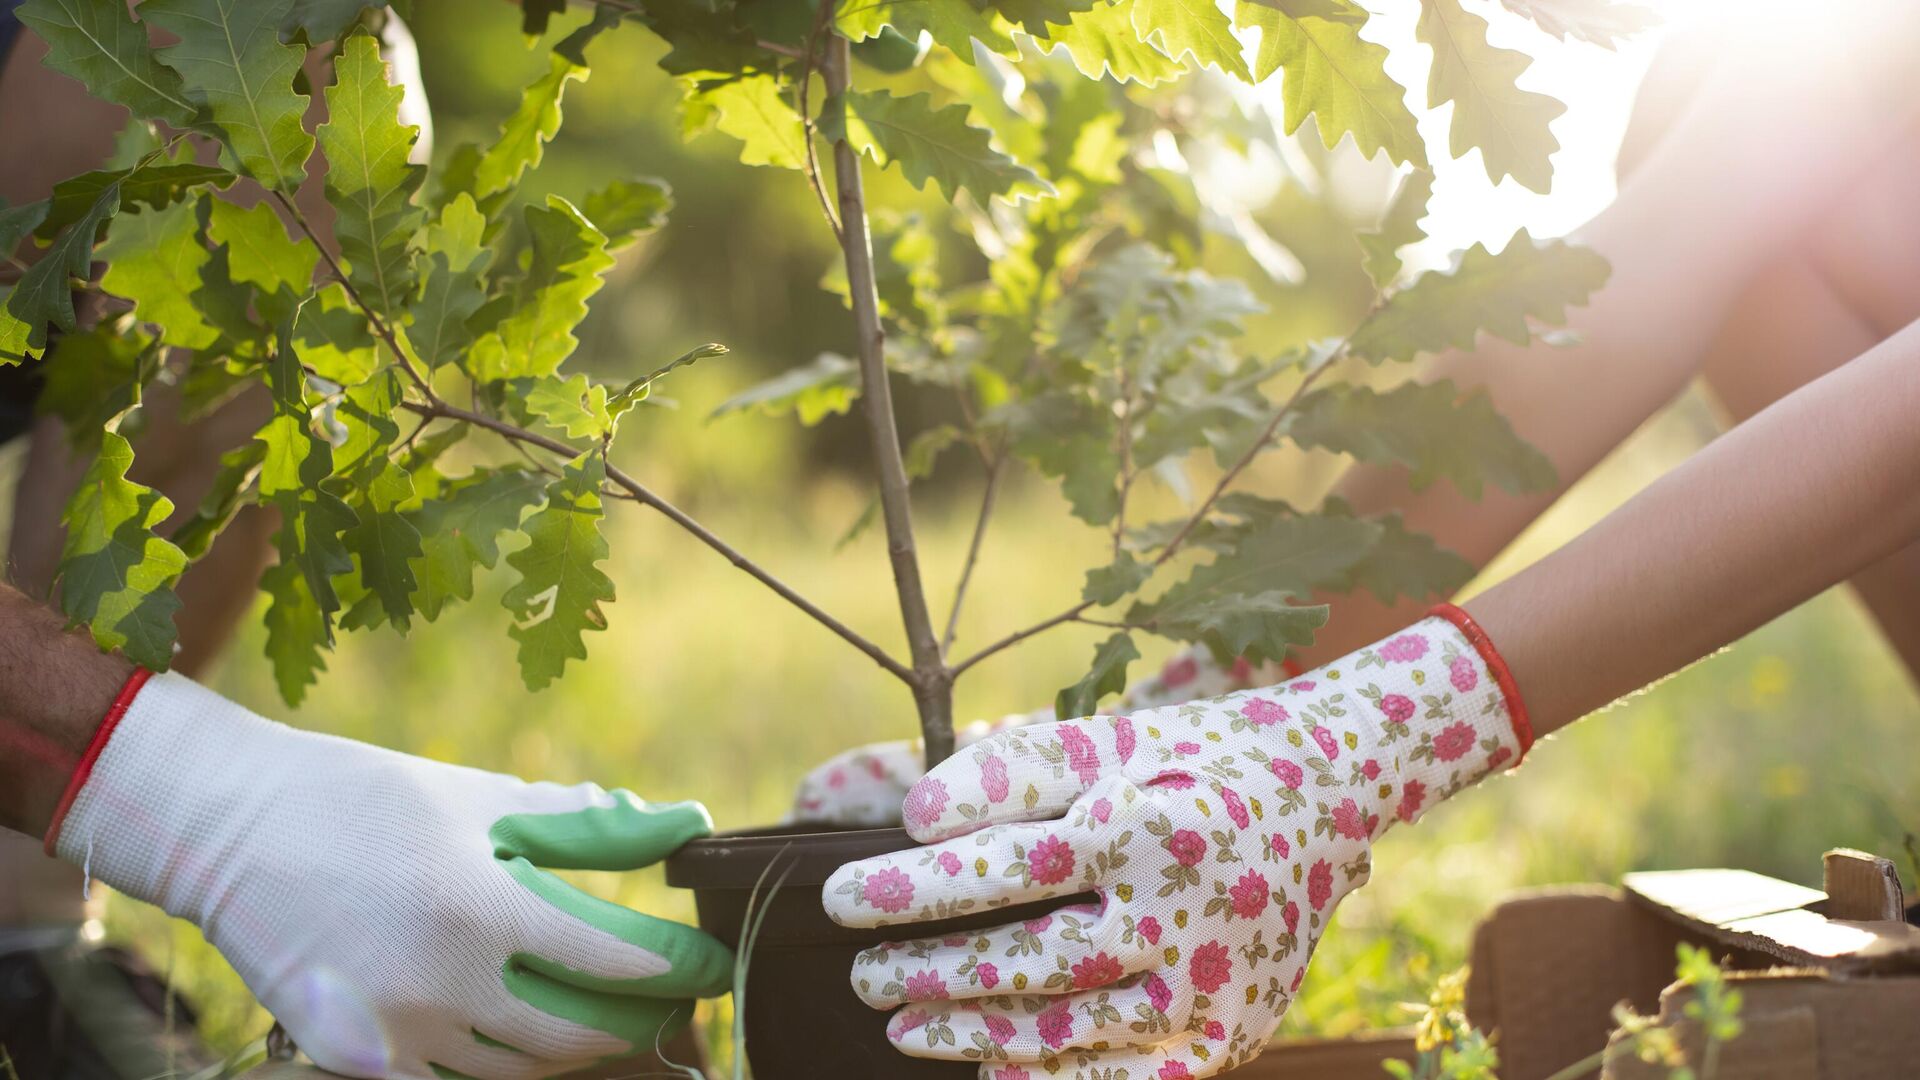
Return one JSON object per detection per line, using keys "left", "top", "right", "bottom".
{"left": 57, "top": 431, "right": 188, "bottom": 670}
{"left": 1083, "top": 553, "right": 1152, "bottom": 606}
{"left": 1055, "top": 632, "right": 1139, "bottom": 720}
{"left": 711, "top": 352, "right": 859, "bottom": 426}
{"left": 0, "top": 199, "right": 48, "bottom": 255}
{"left": 342, "top": 460, "right": 422, "bottom": 626}
{"left": 582, "top": 178, "right": 673, "bottom": 249}
{"left": 409, "top": 468, "right": 547, "bottom": 622}
{"left": 280, "top": 0, "right": 389, "bottom": 43}
{"left": 554, "top": 3, "right": 625, "bottom": 66}
{"left": 606, "top": 341, "right": 728, "bottom": 418}
{"left": 16, "top": 0, "right": 201, "bottom": 127}
{"left": 1133, "top": 0, "right": 1251, "bottom": 81}
{"left": 331, "top": 368, "right": 402, "bottom": 478}
{"left": 701, "top": 75, "right": 807, "bottom": 170}
{"left": 990, "top": 0, "right": 1101, "bottom": 36}
{"left": 292, "top": 282, "right": 379, "bottom": 384}
{"left": 319, "top": 33, "right": 426, "bottom": 317}
{"left": 1134, "top": 511, "right": 1375, "bottom": 617}
{"left": 261, "top": 559, "right": 328, "bottom": 705}
{"left": 206, "top": 198, "right": 316, "bottom": 297}
{"left": 822, "top": 89, "right": 1049, "bottom": 203}
{"left": 98, "top": 198, "right": 218, "bottom": 351}
{"left": 6, "top": 182, "right": 118, "bottom": 348}
{"left": 838, "top": 0, "right": 1016, "bottom": 61}
{"left": 474, "top": 52, "right": 585, "bottom": 201}
{"left": 1347, "top": 231, "right": 1609, "bottom": 363}
{"left": 502, "top": 453, "right": 616, "bottom": 692}
{"left": 37, "top": 163, "right": 232, "bottom": 240}
{"left": 523, "top": 373, "right": 614, "bottom": 440}
{"left": 0, "top": 287, "right": 37, "bottom": 362}
{"left": 1358, "top": 167, "right": 1433, "bottom": 289}
{"left": 1289, "top": 379, "right": 1557, "bottom": 498}
{"left": 1234, "top": 4, "right": 1426, "bottom": 168}
{"left": 1497, "top": 0, "right": 1658, "bottom": 50}
{"left": 466, "top": 196, "right": 614, "bottom": 382}
{"left": 1040, "top": 0, "right": 1186, "bottom": 86}
{"left": 144, "top": 0, "right": 315, "bottom": 191}
{"left": 406, "top": 193, "right": 489, "bottom": 371}
{"left": 1415, "top": 0, "right": 1566, "bottom": 193}
{"left": 1147, "top": 590, "right": 1327, "bottom": 665}
{"left": 1325, "top": 499, "right": 1475, "bottom": 604}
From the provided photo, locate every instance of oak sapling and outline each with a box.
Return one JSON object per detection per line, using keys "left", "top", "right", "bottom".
{"left": 9, "top": 0, "right": 1629, "bottom": 774}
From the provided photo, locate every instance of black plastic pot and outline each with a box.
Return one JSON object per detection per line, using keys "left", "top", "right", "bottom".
{"left": 664, "top": 825, "right": 1092, "bottom": 1079}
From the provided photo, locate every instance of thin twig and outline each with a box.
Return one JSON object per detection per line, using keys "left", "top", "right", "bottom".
{"left": 941, "top": 450, "right": 1004, "bottom": 650}
{"left": 796, "top": 0, "right": 843, "bottom": 242}
{"left": 400, "top": 397, "right": 913, "bottom": 681}
{"left": 951, "top": 340, "right": 1351, "bottom": 677}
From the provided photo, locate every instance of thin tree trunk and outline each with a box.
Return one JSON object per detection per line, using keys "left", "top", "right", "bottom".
{"left": 821, "top": 36, "right": 955, "bottom": 764}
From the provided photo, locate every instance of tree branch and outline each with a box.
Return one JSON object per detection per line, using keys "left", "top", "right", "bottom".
{"left": 950, "top": 344, "right": 1350, "bottom": 678}
{"left": 400, "top": 397, "right": 914, "bottom": 682}
{"left": 822, "top": 32, "right": 954, "bottom": 762}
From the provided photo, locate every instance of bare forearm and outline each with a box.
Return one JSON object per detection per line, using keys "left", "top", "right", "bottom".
{"left": 0, "top": 584, "right": 130, "bottom": 837}
{"left": 1466, "top": 321, "right": 1920, "bottom": 736}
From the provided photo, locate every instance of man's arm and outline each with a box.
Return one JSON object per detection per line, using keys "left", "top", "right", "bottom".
{"left": 1469, "top": 316, "right": 1920, "bottom": 735}
{"left": 0, "top": 582, "right": 131, "bottom": 838}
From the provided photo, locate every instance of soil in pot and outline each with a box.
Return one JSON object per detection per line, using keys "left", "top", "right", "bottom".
{"left": 665, "top": 825, "right": 1095, "bottom": 1079}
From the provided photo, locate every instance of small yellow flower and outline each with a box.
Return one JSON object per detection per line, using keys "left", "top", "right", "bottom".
{"left": 1115, "top": 884, "right": 1133, "bottom": 902}
{"left": 1173, "top": 910, "right": 1188, "bottom": 929}
{"left": 975, "top": 858, "right": 988, "bottom": 877}
{"left": 1012, "top": 972, "right": 1028, "bottom": 990}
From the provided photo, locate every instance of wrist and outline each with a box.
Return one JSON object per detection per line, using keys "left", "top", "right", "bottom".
{"left": 42, "top": 666, "right": 153, "bottom": 855}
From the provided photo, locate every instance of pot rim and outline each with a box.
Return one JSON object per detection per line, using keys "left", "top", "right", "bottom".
{"left": 665, "top": 824, "right": 918, "bottom": 889}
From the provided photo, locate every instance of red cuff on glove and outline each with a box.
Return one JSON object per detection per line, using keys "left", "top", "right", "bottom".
{"left": 1427, "top": 603, "right": 1534, "bottom": 761}
{"left": 44, "top": 667, "right": 154, "bottom": 857}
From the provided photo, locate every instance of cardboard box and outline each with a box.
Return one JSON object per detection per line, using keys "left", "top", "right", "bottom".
{"left": 1244, "top": 849, "right": 1920, "bottom": 1079}
{"left": 251, "top": 851, "right": 1919, "bottom": 1079}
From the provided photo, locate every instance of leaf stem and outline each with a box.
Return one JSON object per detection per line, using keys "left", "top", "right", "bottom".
{"left": 822, "top": 31, "right": 954, "bottom": 762}
{"left": 796, "top": 0, "right": 844, "bottom": 243}
{"left": 941, "top": 449, "right": 1004, "bottom": 651}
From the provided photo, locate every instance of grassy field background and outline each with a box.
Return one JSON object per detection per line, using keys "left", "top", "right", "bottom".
{"left": 86, "top": 386, "right": 1920, "bottom": 1067}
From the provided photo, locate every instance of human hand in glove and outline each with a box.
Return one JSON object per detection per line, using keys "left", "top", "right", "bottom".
{"left": 43, "top": 671, "right": 733, "bottom": 1080}
{"left": 822, "top": 606, "right": 1531, "bottom": 1079}
{"left": 790, "top": 648, "right": 1288, "bottom": 828}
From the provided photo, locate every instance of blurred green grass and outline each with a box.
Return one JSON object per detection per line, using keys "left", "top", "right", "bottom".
{"left": 97, "top": 388, "right": 1920, "bottom": 1064}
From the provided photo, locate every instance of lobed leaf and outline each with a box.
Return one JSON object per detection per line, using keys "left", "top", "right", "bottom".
{"left": 292, "top": 282, "right": 379, "bottom": 384}
{"left": 466, "top": 196, "right": 615, "bottom": 382}
{"left": 97, "top": 197, "right": 218, "bottom": 350}
{"left": 16, "top": 0, "right": 201, "bottom": 128}
{"left": 319, "top": 32, "right": 426, "bottom": 318}
{"left": 838, "top": 0, "right": 1015, "bottom": 62}
{"left": 144, "top": 0, "right": 315, "bottom": 191}
{"left": 1415, "top": 0, "right": 1565, "bottom": 193}
{"left": 406, "top": 193, "right": 489, "bottom": 371}
{"left": 1055, "top": 632, "right": 1139, "bottom": 720}
{"left": 582, "top": 177, "right": 673, "bottom": 249}
{"left": 701, "top": 75, "right": 807, "bottom": 171}
{"left": 57, "top": 431, "right": 188, "bottom": 670}
{"left": 206, "top": 198, "right": 316, "bottom": 298}
{"left": 1132, "top": 0, "right": 1251, "bottom": 81}
{"left": 38, "top": 163, "right": 233, "bottom": 241}
{"left": 408, "top": 468, "right": 547, "bottom": 622}
{"left": 280, "top": 0, "right": 389, "bottom": 43}
{"left": 822, "top": 89, "right": 1049, "bottom": 203}
{"left": 6, "top": 183, "right": 119, "bottom": 349}
{"left": 473, "top": 52, "right": 585, "bottom": 201}
{"left": 1234, "top": 3, "right": 1426, "bottom": 168}
{"left": 1289, "top": 379, "right": 1557, "bottom": 499}
{"left": 1040, "top": 0, "right": 1186, "bottom": 87}
{"left": 1497, "top": 0, "right": 1658, "bottom": 49}
{"left": 502, "top": 452, "right": 616, "bottom": 691}
{"left": 712, "top": 352, "right": 859, "bottom": 426}
{"left": 1357, "top": 167, "right": 1433, "bottom": 289}
{"left": 1347, "top": 230, "right": 1609, "bottom": 363}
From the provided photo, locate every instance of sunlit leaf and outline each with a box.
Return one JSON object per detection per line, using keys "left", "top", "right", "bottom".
{"left": 6, "top": 183, "right": 118, "bottom": 348}
{"left": 98, "top": 198, "right": 218, "bottom": 350}
{"left": 474, "top": 52, "right": 585, "bottom": 201}
{"left": 823, "top": 89, "right": 1050, "bottom": 203}
{"left": 293, "top": 282, "right": 379, "bottom": 385}
{"left": 712, "top": 352, "right": 860, "bottom": 426}
{"left": 466, "top": 195, "right": 615, "bottom": 382}
{"left": 38, "top": 163, "right": 232, "bottom": 240}
{"left": 57, "top": 431, "right": 187, "bottom": 669}
{"left": 1133, "top": 0, "right": 1251, "bottom": 81}
{"left": 1358, "top": 167, "right": 1432, "bottom": 289}
{"left": 1497, "top": 0, "right": 1658, "bottom": 49}
{"left": 144, "top": 0, "right": 315, "bottom": 191}
{"left": 702, "top": 74, "right": 807, "bottom": 170}
{"left": 407, "top": 193, "right": 489, "bottom": 371}
{"left": 1234, "top": 4, "right": 1425, "bottom": 168}
{"left": 1415, "top": 0, "right": 1565, "bottom": 193}
{"left": 582, "top": 177, "right": 673, "bottom": 248}
{"left": 1039, "top": 0, "right": 1186, "bottom": 87}
{"left": 409, "top": 468, "right": 546, "bottom": 621}
{"left": 839, "top": 0, "right": 1015, "bottom": 60}
{"left": 206, "top": 198, "right": 316, "bottom": 297}
{"left": 319, "top": 32, "right": 426, "bottom": 317}
{"left": 280, "top": 0, "right": 388, "bottom": 43}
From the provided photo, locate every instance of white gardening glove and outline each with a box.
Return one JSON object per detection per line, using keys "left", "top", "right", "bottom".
{"left": 45, "top": 672, "right": 733, "bottom": 1080}
{"left": 790, "top": 648, "right": 1288, "bottom": 827}
{"left": 822, "top": 608, "right": 1532, "bottom": 1079}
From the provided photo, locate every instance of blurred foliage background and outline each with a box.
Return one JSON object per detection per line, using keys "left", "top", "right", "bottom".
{"left": 5, "top": 0, "right": 1910, "bottom": 1069}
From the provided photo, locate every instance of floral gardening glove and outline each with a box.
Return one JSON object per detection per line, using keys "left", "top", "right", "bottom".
{"left": 790, "top": 649, "right": 1289, "bottom": 828}
{"left": 44, "top": 672, "right": 734, "bottom": 1080}
{"left": 822, "top": 607, "right": 1533, "bottom": 1079}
